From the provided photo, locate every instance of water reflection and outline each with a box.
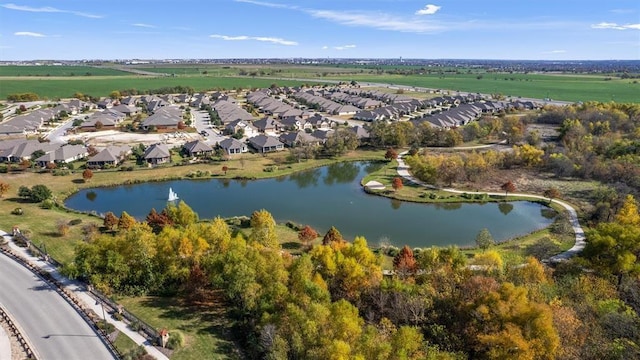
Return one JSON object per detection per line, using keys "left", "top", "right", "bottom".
{"left": 86, "top": 191, "right": 97, "bottom": 202}
{"left": 498, "top": 202, "right": 514, "bottom": 215}
{"left": 391, "top": 198, "right": 402, "bottom": 210}
{"left": 289, "top": 168, "right": 321, "bottom": 189}
{"left": 433, "top": 202, "right": 463, "bottom": 211}
{"left": 324, "top": 162, "right": 359, "bottom": 185}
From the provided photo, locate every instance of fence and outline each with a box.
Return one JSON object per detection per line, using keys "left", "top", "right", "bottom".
{"left": 0, "top": 305, "right": 38, "bottom": 359}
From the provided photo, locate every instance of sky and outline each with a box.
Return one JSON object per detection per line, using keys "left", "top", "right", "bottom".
{"left": 0, "top": 0, "right": 639, "bottom": 61}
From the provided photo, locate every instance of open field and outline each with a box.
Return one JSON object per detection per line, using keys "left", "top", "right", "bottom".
{"left": 0, "top": 76, "right": 311, "bottom": 100}
{"left": 2, "top": 64, "right": 638, "bottom": 102}
{"left": 326, "top": 73, "right": 640, "bottom": 103}
{"left": 0, "top": 65, "right": 130, "bottom": 77}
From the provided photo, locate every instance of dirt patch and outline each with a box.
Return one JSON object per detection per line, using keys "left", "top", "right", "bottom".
{"left": 62, "top": 130, "right": 200, "bottom": 149}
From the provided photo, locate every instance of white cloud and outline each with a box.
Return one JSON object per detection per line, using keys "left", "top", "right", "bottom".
{"left": 234, "top": 0, "right": 297, "bottom": 9}
{"left": 591, "top": 22, "right": 640, "bottom": 30}
{"left": 14, "top": 31, "right": 46, "bottom": 37}
{"left": 308, "top": 10, "right": 443, "bottom": 33}
{"left": 322, "top": 45, "right": 329, "bottom": 50}
{"left": 543, "top": 50, "right": 566, "bottom": 54}
{"left": 210, "top": 34, "right": 297, "bottom": 45}
{"left": 132, "top": 23, "right": 156, "bottom": 28}
{"left": 1, "top": 3, "right": 103, "bottom": 18}
{"left": 334, "top": 44, "right": 356, "bottom": 50}
{"left": 415, "top": 4, "right": 441, "bottom": 16}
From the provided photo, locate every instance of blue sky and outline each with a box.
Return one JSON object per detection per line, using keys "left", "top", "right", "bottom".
{"left": 0, "top": 0, "right": 639, "bottom": 60}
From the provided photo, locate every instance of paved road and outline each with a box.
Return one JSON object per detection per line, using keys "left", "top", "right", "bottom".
{"left": 0, "top": 252, "right": 117, "bottom": 360}
{"left": 396, "top": 151, "right": 585, "bottom": 262}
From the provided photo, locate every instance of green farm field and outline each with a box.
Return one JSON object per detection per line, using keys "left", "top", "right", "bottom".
{"left": 1, "top": 64, "right": 638, "bottom": 103}
{"left": 0, "top": 65, "right": 130, "bottom": 77}
{"left": 0, "top": 76, "right": 311, "bottom": 99}
{"left": 325, "top": 73, "right": 640, "bottom": 103}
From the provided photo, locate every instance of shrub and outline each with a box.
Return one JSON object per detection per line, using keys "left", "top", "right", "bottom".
{"left": 41, "top": 199, "right": 56, "bottom": 209}
{"left": 129, "top": 320, "right": 142, "bottom": 332}
{"left": 166, "top": 330, "right": 185, "bottom": 350}
{"left": 69, "top": 219, "right": 82, "bottom": 226}
{"left": 111, "top": 312, "right": 123, "bottom": 321}
{"left": 11, "top": 208, "right": 24, "bottom": 215}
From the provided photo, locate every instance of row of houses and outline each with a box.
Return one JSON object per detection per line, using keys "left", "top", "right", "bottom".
{"left": 0, "top": 139, "right": 87, "bottom": 167}
{"left": 291, "top": 91, "right": 361, "bottom": 116}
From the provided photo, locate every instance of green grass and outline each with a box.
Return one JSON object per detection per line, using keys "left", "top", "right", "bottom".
{"left": 117, "top": 295, "right": 241, "bottom": 360}
{"left": 0, "top": 65, "right": 130, "bottom": 77}
{"left": 325, "top": 73, "right": 640, "bottom": 103}
{"left": 0, "top": 76, "right": 312, "bottom": 100}
{"left": 113, "top": 332, "right": 143, "bottom": 357}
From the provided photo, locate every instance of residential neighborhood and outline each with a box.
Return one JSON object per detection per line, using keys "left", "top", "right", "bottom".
{"left": 0, "top": 83, "right": 540, "bottom": 172}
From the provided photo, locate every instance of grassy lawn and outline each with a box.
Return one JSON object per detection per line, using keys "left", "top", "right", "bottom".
{"left": 116, "top": 294, "right": 241, "bottom": 360}
{"left": 113, "top": 331, "right": 143, "bottom": 357}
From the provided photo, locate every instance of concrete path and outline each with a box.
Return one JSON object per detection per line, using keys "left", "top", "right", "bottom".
{"left": 0, "top": 323, "right": 10, "bottom": 360}
{"left": 0, "top": 230, "right": 169, "bottom": 360}
{"left": 395, "top": 151, "right": 585, "bottom": 262}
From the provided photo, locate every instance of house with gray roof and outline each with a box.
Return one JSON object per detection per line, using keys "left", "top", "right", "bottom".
{"left": 218, "top": 138, "right": 247, "bottom": 155}
{"left": 0, "top": 140, "right": 58, "bottom": 162}
{"left": 141, "top": 107, "right": 182, "bottom": 130}
{"left": 86, "top": 145, "right": 131, "bottom": 168}
{"left": 182, "top": 140, "right": 213, "bottom": 157}
{"left": 253, "top": 117, "right": 282, "bottom": 135}
{"left": 143, "top": 143, "right": 171, "bottom": 165}
{"left": 35, "top": 144, "right": 88, "bottom": 167}
{"left": 248, "top": 135, "right": 284, "bottom": 153}
{"left": 225, "top": 119, "right": 258, "bottom": 138}
{"left": 278, "top": 131, "right": 320, "bottom": 147}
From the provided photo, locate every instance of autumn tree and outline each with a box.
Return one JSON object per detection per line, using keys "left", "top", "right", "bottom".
{"left": 249, "top": 209, "right": 279, "bottom": 249}
{"left": 475, "top": 228, "right": 495, "bottom": 251}
{"left": 322, "top": 226, "right": 345, "bottom": 247}
{"left": 500, "top": 180, "right": 516, "bottom": 197}
{"left": 57, "top": 219, "right": 70, "bottom": 236}
{"left": 393, "top": 245, "right": 417, "bottom": 278}
{"left": 543, "top": 187, "right": 561, "bottom": 203}
{"left": 384, "top": 148, "right": 398, "bottom": 162}
{"left": 0, "top": 182, "right": 9, "bottom": 198}
{"left": 146, "top": 208, "right": 174, "bottom": 234}
{"left": 165, "top": 201, "right": 199, "bottom": 227}
{"left": 82, "top": 169, "right": 93, "bottom": 183}
{"left": 118, "top": 211, "right": 136, "bottom": 231}
{"left": 222, "top": 165, "right": 228, "bottom": 175}
{"left": 103, "top": 212, "right": 118, "bottom": 231}
{"left": 392, "top": 177, "right": 403, "bottom": 192}
{"left": 298, "top": 225, "right": 319, "bottom": 248}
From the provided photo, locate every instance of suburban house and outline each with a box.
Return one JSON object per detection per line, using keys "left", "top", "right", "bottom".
{"left": 0, "top": 140, "right": 59, "bottom": 162}
{"left": 0, "top": 109, "right": 56, "bottom": 136}
{"left": 141, "top": 107, "right": 183, "bottom": 131}
{"left": 253, "top": 117, "right": 282, "bottom": 135}
{"left": 86, "top": 145, "right": 131, "bottom": 168}
{"left": 182, "top": 140, "right": 213, "bottom": 157}
{"left": 120, "top": 96, "right": 138, "bottom": 106}
{"left": 211, "top": 99, "right": 254, "bottom": 125}
{"left": 350, "top": 126, "right": 371, "bottom": 141}
{"left": 96, "top": 98, "right": 114, "bottom": 109}
{"left": 248, "top": 135, "right": 285, "bottom": 153}
{"left": 225, "top": 119, "right": 258, "bottom": 138}
{"left": 111, "top": 104, "right": 140, "bottom": 117}
{"left": 278, "top": 131, "right": 320, "bottom": 147}
{"left": 34, "top": 144, "right": 88, "bottom": 167}
{"left": 143, "top": 143, "right": 171, "bottom": 165}
{"left": 80, "top": 109, "right": 126, "bottom": 131}
{"left": 146, "top": 98, "right": 170, "bottom": 113}
{"left": 218, "top": 138, "right": 248, "bottom": 155}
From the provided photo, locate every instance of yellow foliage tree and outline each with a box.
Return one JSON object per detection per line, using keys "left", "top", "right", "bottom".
{"left": 615, "top": 194, "right": 640, "bottom": 226}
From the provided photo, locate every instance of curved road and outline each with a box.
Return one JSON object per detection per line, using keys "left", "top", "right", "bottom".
{"left": 396, "top": 152, "right": 585, "bottom": 262}
{"left": 0, "top": 253, "right": 117, "bottom": 360}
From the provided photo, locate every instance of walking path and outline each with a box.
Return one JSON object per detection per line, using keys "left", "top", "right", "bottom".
{"left": 0, "top": 324, "right": 10, "bottom": 360}
{"left": 0, "top": 230, "right": 169, "bottom": 360}
{"left": 395, "top": 151, "right": 586, "bottom": 262}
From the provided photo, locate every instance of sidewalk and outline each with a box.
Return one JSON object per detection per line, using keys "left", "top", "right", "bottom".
{"left": 0, "top": 230, "right": 169, "bottom": 360}
{"left": 0, "top": 325, "right": 10, "bottom": 360}
{"left": 396, "top": 152, "right": 586, "bottom": 262}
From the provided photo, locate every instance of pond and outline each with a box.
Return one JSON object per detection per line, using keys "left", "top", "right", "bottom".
{"left": 65, "top": 162, "right": 554, "bottom": 248}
